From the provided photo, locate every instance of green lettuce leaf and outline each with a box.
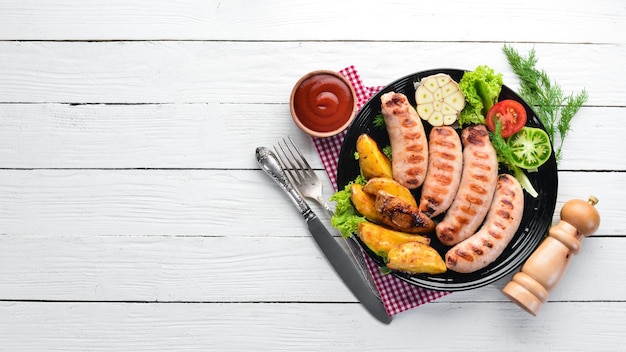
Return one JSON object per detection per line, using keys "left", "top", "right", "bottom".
{"left": 329, "top": 175, "right": 367, "bottom": 238}
{"left": 458, "top": 65, "right": 504, "bottom": 126}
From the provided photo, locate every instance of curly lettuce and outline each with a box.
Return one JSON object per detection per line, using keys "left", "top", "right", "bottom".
{"left": 458, "top": 65, "right": 503, "bottom": 126}
{"left": 330, "top": 175, "right": 367, "bottom": 238}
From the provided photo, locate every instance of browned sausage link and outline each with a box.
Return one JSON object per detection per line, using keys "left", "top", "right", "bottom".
{"left": 418, "top": 126, "right": 463, "bottom": 218}
{"left": 445, "top": 174, "right": 524, "bottom": 273}
{"left": 381, "top": 92, "right": 429, "bottom": 189}
{"left": 375, "top": 191, "right": 435, "bottom": 234}
{"left": 435, "top": 124, "right": 498, "bottom": 246}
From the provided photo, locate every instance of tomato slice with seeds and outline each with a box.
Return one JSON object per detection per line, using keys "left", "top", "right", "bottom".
{"left": 508, "top": 127, "right": 552, "bottom": 169}
{"left": 486, "top": 99, "right": 527, "bottom": 138}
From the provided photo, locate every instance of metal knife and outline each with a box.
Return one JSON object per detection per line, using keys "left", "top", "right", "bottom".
{"left": 256, "top": 146, "right": 392, "bottom": 324}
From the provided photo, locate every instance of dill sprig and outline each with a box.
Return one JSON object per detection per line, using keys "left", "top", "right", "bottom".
{"left": 558, "top": 90, "right": 589, "bottom": 153}
{"left": 373, "top": 113, "right": 386, "bottom": 128}
{"left": 490, "top": 119, "right": 516, "bottom": 169}
{"left": 502, "top": 45, "right": 588, "bottom": 162}
{"left": 489, "top": 119, "right": 539, "bottom": 197}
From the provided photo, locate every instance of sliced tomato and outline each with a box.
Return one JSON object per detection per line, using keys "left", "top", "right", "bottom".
{"left": 508, "top": 127, "right": 552, "bottom": 169}
{"left": 486, "top": 99, "right": 527, "bottom": 138}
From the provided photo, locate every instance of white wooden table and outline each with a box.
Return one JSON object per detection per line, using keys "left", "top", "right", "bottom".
{"left": 1, "top": 1, "right": 625, "bottom": 351}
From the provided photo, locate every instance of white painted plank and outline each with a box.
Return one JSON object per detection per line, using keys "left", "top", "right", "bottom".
{"left": 0, "top": 0, "right": 623, "bottom": 43}
{"left": 0, "top": 102, "right": 308, "bottom": 169}
{"left": 557, "top": 107, "right": 626, "bottom": 171}
{"left": 0, "top": 234, "right": 622, "bottom": 302}
{"left": 0, "top": 170, "right": 622, "bottom": 236}
{"left": 0, "top": 42, "right": 622, "bottom": 105}
{"left": 0, "top": 104, "right": 622, "bottom": 171}
{"left": 0, "top": 169, "right": 324, "bottom": 237}
{"left": 0, "top": 235, "right": 353, "bottom": 302}
{"left": 0, "top": 301, "right": 624, "bottom": 351}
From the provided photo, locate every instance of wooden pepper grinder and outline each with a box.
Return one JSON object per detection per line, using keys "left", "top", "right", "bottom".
{"left": 502, "top": 196, "right": 601, "bottom": 316}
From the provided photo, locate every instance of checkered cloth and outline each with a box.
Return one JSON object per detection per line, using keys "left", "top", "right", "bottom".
{"left": 312, "top": 66, "right": 451, "bottom": 316}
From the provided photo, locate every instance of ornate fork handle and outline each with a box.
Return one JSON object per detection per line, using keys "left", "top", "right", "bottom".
{"left": 255, "top": 147, "right": 318, "bottom": 223}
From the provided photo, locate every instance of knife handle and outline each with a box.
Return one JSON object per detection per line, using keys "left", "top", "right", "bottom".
{"left": 307, "top": 216, "right": 392, "bottom": 324}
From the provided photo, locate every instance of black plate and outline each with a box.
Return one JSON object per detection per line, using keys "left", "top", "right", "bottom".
{"left": 336, "top": 68, "right": 558, "bottom": 291}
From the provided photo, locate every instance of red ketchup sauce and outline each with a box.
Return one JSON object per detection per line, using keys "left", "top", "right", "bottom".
{"left": 292, "top": 73, "right": 355, "bottom": 134}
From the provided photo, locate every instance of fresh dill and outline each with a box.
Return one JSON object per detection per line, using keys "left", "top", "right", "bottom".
{"left": 502, "top": 45, "right": 588, "bottom": 162}
{"left": 382, "top": 145, "right": 392, "bottom": 160}
{"left": 489, "top": 119, "right": 539, "bottom": 197}
{"left": 373, "top": 113, "right": 385, "bottom": 128}
{"left": 490, "top": 119, "right": 516, "bottom": 170}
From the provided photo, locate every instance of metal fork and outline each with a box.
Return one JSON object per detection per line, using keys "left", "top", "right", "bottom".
{"left": 274, "top": 136, "right": 381, "bottom": 299}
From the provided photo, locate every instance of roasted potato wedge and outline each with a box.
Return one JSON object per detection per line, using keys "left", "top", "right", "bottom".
{"left": 358, "top": 222, "right": 429, "bottom": 257}
{"left": 375, "top": 191, "right": 435, "bottom": 234}
{"left": 356, "top": 134, "right": 393, "bottom": 180}
{"left": 363, "top": 177, "right": 417, "bottom": 207}
{"left": 350, "top": 184, "right": 381, "bottom": 223}
{"left": 387, "top": 242, "right": 447, "bottom": 274}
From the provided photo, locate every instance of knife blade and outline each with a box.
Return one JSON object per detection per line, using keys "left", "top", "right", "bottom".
{"left": 256, "top": 146, "right": 391, "bottom": 324}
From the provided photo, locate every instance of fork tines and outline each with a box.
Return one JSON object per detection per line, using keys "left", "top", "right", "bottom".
{"left": 273, "top": 137, "right": 313, "bottom": 186}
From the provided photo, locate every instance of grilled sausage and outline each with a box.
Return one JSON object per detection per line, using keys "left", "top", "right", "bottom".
{"left": 381, "top": 92, "right": 429, "bottom": 189}
{"left": 436, "top": 124, "right": 498, "bottom": 246}
{"left": 418, "top": 126, "right": 463, "bottom": 218}
{"left": 445, "top": 174, "right": 524, "bottom": 273}
{"left": 374, "top": 190, "right": 435, "bottom": 234}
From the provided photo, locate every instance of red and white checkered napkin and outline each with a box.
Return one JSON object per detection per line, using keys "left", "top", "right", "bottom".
{"left": 312, "top": 65, "right": 451, "bottom": 316}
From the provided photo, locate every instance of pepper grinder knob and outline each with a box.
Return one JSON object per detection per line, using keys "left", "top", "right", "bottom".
{"left": 501, "top": 196, "right": 600, "bottom": 316}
